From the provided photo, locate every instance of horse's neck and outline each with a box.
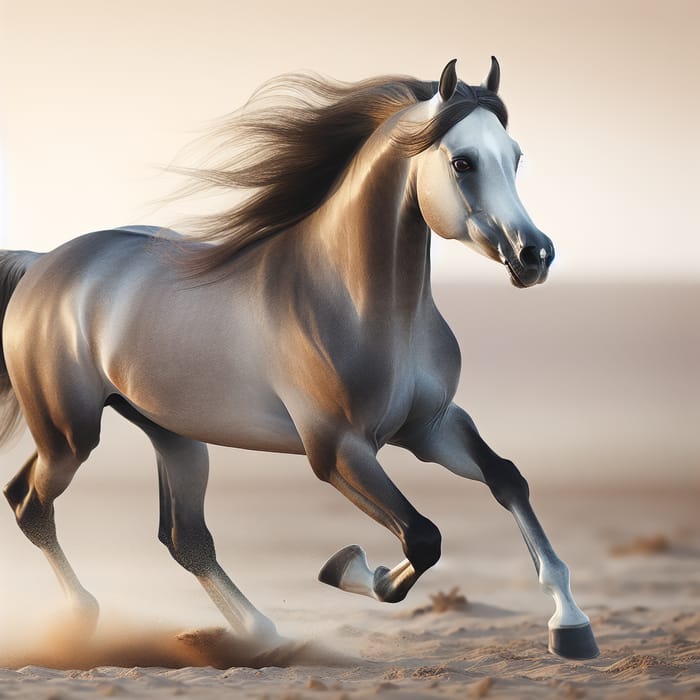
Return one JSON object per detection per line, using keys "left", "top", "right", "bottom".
{"left": 309, "top": 139, "right": 430, "bottom": 320}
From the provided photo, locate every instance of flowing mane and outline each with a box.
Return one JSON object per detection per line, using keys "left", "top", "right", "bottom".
{"left": 176, "top": 72, "right": 507, "bottom": 273}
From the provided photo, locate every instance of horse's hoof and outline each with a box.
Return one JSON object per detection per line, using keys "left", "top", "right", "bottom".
{"left": 319, "top": 544, "right": 363, "bottom": 587}
{"left": 548, "top": 623, "right": 599, "bottom": 660}
{"left": 247, "top": 613, "right": 280, "bottom": 647}
{"left": 318, "top": 544, "right": 375, "bottom": 598}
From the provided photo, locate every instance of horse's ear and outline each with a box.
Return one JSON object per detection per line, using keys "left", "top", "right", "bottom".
{"left": 438, "top": 59, "right": 458, "bottom": 101}
{"left": 482, "top": 56, "right": 500, "bottom": 93}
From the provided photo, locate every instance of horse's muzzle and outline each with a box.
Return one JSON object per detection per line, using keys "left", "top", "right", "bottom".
{"left": 504, "top": 235, "right": 555, "bottom": 288}
{"left": 469, "top": 215, "right": 555, "bottom": 288}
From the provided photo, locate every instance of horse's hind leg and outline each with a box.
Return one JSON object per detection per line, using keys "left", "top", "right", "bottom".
{"left": 156, "top": 434, "right": 279, "bottom": 641}
{"left": 160, "top": 437, "right": 278, "bottom": 639}
{"left": 109, "top": 399, "right": 278, "bottom": 643}
{"left": 4, "top": 449, "right": 99, "bottom": 632}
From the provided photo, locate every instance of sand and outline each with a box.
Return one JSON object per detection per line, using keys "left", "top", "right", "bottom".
{"left": 1, "top": 283, "right": 698, "bottom": 698}
{"left": 1, "top": 477, "right": 698, "bottom": 699}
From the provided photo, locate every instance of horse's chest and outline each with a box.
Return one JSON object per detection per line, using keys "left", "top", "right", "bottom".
{"left": 362, "top": 340, "right": 460, "bottom": 445}
{"left": 280, "top": 305, "right": 460, "bottom": 444}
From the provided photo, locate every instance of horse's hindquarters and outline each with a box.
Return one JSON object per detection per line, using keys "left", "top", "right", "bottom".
{"left": 4, "top": 229, "right": 305, "bottom": 456}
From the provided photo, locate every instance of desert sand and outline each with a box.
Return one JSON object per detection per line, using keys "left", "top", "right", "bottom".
{"left": 1, "top": 283, "right": 698, "bottom": 698}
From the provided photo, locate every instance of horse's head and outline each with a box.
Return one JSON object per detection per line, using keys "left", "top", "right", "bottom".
{"left": 413, "top": 59, "right": 554, "bottom": 288}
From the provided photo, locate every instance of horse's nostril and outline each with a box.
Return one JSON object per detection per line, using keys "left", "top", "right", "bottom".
{"left": 519, "top": 245, "right": 540, "bottom": 269}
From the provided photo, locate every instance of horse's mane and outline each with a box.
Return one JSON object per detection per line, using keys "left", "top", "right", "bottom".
{"left": 175, "top": 72, "right": 507, "bottom": 273}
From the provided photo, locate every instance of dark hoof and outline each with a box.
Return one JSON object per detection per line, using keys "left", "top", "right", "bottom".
{"left": 548, "top": 623, "right": 600, "bottom": 660}
{"left": 318, "top": 544, "right": 365, "bottom": 588}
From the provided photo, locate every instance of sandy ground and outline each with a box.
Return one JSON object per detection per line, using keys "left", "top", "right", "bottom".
{"left": 0, "top": 283, "right": 698, "bottom": 698}
{"left": 0, "top": 473, "right": 698, "bottom": 699}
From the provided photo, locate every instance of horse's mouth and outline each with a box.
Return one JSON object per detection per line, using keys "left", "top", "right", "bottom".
{"left": 503, "top": 257, "right": 550, "bottom": 288}
{"left": 504, "top": 260, "right": 527, "bottom": 288}
{"left": 479, "top": 231, "right": 551, "bottom": 288}
{"left": 494, "top": 241, "right": 532, "bottom": 288}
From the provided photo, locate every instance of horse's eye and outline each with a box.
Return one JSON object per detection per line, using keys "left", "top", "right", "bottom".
{"left": 452, "top": 158, "right": 473, "bottom": 173}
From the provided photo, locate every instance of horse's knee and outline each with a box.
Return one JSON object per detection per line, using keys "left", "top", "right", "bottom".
{"left": 483, "top": 458, "right": 530, "bottom": 508}
{"left": 403, "top": 518, "right": 442, "bottom": 574}
{"left": 164, "top": 525, "right": 217, "bottom": 577}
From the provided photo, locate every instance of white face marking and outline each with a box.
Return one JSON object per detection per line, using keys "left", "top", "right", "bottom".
{"left": 416, "top": 108, "right": 532, "bottom": 247}
{"left": 481, "top": 124, "right": 508, "bottom": 167}
{"left": 442, "top": 108, "right": 515, "bottom": 159}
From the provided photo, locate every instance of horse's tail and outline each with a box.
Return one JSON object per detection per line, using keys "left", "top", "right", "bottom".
{"left": 0, "top": 250, "right": 42, "bottom": 446}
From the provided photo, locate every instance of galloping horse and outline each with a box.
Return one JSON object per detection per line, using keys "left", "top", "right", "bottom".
{"left": 0, "top": 59, "right": 598, "bottom": 659}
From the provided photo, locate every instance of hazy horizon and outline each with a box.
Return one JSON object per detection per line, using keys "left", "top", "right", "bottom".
{"left": 1, "top": 1, "right": 699, "bottom": 283}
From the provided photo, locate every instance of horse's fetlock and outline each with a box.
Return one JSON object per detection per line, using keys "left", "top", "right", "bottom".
{"left": 539, "top": 557, "right": 570, "bottom": 591}
{"left": 404, "top": 519, "right": 441, "bottom": 573}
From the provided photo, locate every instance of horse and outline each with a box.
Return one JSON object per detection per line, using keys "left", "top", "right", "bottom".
{"left": 0, "top": 58, "right": 598, "bottom": 660}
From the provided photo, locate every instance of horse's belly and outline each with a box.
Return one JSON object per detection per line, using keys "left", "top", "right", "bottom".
{"left": 100, "top": 319, "right": 305, "bottom": 453}
{"left": 167, "top": 406, "right": 305, "bottom": 455}
{"left": 119, "top": 382, "right": 305, "bottom": 454}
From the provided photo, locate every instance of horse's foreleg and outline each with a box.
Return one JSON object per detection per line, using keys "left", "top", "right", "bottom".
{"left": 310, "top": 433, "right": 441, "bottom": 603}
{"left": 3, "top": 451, "right": 99, "bottom": 632}
{"left": 146, "top": 430, "right": 278, "bottom": 643}
{"left": 407, "top": 404, "right": 599, "bottom": 660}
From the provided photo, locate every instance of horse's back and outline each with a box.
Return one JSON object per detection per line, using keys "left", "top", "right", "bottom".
{"left": 4, "top": 226, "right": 160, "bottom": 342}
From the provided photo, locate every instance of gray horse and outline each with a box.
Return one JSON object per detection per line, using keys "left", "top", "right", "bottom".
{"left": 0, "top": 59, "right": 598, "bottom": 659}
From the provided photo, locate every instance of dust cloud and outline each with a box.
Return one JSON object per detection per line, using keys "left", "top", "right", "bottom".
{"left": 0, "top": 614, "right": 353, "bottom": 670}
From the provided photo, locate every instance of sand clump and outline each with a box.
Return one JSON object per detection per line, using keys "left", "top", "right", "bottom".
{"left": 410, "top": 587, "right": 470, "bottom": 617}
{"left": 609, "top": 534, "right": 672, "bottom": 557}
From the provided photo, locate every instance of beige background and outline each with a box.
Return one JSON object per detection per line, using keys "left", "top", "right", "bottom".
{"left": 1, "top": 0, "right": 699, "bottom": 281}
